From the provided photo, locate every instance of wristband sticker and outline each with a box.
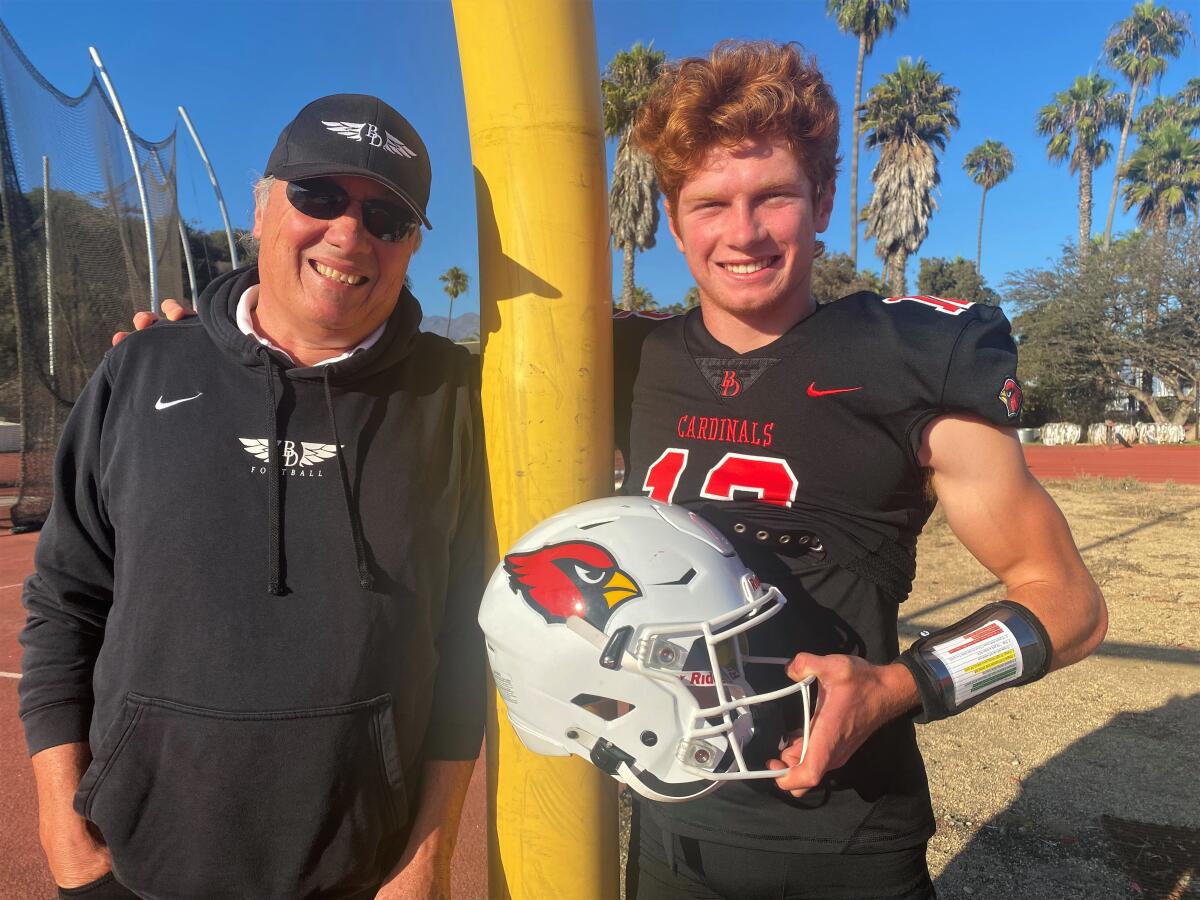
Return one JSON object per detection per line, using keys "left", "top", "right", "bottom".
{"left": 929, "top": 619, "right": 1023, "bottom": 706}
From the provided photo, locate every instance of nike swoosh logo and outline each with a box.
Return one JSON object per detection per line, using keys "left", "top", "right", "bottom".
{"left": 807, "top": 382, "right": 862, "bottom": 397}
{"left": 155, "top": 392, "right": 203, "bottom": 410}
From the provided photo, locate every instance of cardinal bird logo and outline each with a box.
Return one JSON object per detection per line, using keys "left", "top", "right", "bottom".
{"left": 503, "top": 541, "right": 642, "bottom": 627}
{"left": 997, "top": 376, "right": 1023, "bottom": 418}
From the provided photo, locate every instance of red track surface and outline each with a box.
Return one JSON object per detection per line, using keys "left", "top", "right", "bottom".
{"left": 0, "top": 444, "right": 1194, "bottom": 897}
{"left": 1023, "top": 445, "right": 1200, "bottom": 483}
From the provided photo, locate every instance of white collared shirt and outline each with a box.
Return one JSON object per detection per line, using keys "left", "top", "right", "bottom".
{"left": 235, "top": 286, "right": 386, "bottom": 367}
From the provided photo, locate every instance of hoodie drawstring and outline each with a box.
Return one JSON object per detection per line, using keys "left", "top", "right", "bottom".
{"left": 263, "top": 353, "right": 285, "bottom": 596}
{"left": 324, "top": 368, "right": 375, "bottom": 591}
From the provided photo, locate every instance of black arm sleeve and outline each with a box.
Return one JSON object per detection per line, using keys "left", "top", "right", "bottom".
{"left": 19, "top": 358, "right": 116, "bottom": 755}
{"left": 424, "top": 356, "right": 487, "bottom": 760}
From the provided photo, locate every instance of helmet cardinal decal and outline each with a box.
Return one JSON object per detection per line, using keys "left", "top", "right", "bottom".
{"left": 997, "top": 376, "right": 1023, "bottom": 418}
{"left": 504, "top": 541, "right": 642, "bottom": 627}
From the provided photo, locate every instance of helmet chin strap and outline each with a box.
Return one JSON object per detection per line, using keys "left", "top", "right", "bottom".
{"left": 618, "top": 761, "right": 723, "bottom": 804}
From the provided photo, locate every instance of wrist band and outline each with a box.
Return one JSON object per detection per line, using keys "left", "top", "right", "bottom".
{"left": 899, "top": 600, "right": 1052, "bottom": 723}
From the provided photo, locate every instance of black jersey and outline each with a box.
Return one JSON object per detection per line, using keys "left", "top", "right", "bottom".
{"left": 613, "top": 292, "right": 1021, "bottom": 853}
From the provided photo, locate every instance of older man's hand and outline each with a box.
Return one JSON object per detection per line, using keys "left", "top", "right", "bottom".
{"left": 111, "top": 298, "right": 194, "bottom": 347}
{"left": 766, "top": 654, "right": 919, "bottom": 798}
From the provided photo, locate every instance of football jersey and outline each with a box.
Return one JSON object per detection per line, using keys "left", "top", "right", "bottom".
{"left": 613, "top": 291, "right": 1021, "bottom": 853}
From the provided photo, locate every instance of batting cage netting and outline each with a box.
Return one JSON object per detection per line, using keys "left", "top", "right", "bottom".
{"left": 0, "top": 20, "right": 184, "bottom": 530}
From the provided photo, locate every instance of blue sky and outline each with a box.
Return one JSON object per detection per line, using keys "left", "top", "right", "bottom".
{"left": 2, "top": 0, "right": 1197, "bottom": 320}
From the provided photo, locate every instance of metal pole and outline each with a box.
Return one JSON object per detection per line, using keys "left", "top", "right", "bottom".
{"left": 179, "top": 105, "right": 239, "bottom": 268}
{"left": 42, "top": 155, "right": 54, "bottom": 381}
{"left": 147, "top": 145, "right": 196, "bottom": 305}
{"left": 89, "top": 46, "right": 158, "bottom": 312}
{"left": 178, "top": 218, "right": 198, "bottom": 306}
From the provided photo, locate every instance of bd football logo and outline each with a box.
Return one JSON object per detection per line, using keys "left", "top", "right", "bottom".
{"left": 503, "top": 541, "right": 641, "bottom": 627}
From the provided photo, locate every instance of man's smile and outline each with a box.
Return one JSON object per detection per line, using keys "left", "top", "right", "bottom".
{"left": 718, "top": 256, "right": 780, "bottom": 276}
{"left": 309, "top": 259, "right": 369, "bottom": 287}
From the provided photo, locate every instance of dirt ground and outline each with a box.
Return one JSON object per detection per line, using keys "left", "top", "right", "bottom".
{"left": 912, "top": 478, "right": 1199, "bottom": 899}
{"left": 619, "top": 479, "right": 1199, "bottom": 899}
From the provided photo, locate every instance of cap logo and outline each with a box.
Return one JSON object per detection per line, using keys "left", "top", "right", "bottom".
{"left": 321, "top": 121, "right": 417, "bottom": 158}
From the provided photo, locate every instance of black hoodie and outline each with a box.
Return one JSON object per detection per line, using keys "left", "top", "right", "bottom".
{"left": 19, "top": 265, "right": 486, "bottom": 899}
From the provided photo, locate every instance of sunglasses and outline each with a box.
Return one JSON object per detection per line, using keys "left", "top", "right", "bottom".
{"left": 285, "top": 178, "right": 419, "bottom": 243}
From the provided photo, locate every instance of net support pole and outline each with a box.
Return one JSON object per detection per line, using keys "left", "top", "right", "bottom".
{"left": 178, "top": 216, "right": 198, "bottom": 305}
{"left": 42, "top": 155, "right": 54, "bottom": 381}
{"left": 147, "top": 145, "right": 197, "bottom": 305}
{"left": 451, "top": 1, "right": 617, "bottom": 898}
{"left": 89, "top": 46, "right": 158, "bottom": 312}
{"left": 179, "top": 106, "right": 239, "bottom": 269}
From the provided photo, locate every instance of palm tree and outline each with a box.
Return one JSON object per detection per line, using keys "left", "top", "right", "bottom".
{"left": 1135, "top": 94, "right": 1199, "bottom": 134}
{"left": 1181, "top": 77, "right": 1200, "bottom": 107}
{"left": 1036, "top": 74, "right": 1126, "bottom": 257}
{"left": 1122, "top": 122, "right": 1200, "bottom": 238}
{"left": 961, "top": 140, "right": 1015, "bottom": 273}
{"left": 438, "top": 266, "right": 469, "bottom": 338}
{"left": 826, "top": 0, "right": 910, "bottom": 267}
{"left": 860, "top": 58, "right": 960, "bottom": 294}
{"left": 602, "top": 42, "right": 665, "bottom": 309}
{"left": 1101, "top": 1, "right": 1192, "bottom": 247}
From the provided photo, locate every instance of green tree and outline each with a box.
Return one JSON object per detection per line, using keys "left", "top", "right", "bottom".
{"left": 438, "top": 266, "right": 469, "bottom": 338}
{"left": 1135, "top": 94, "right": 1200, "bottom": 134}
{"left": 1036, "top": 74, "right": 1126, "bottom": 258}
{"left": 656, "top": 285, "right": 702, "bottom": 315}
{"left": 183, "top": 223, "right": 249, "bottom": 300}
{"left": 1181, "top": 77, "right": 1200, "bottom": 107}
{"left": 1008, "top": 227, "right": 1199, "bottom": 427}
{"left": 810, "top": 252, "right": 886, "bottom": 303}
{"left": 916, "top": 256, "right": 1000, "bottom": 306}
{"left": 825, "top": 0, "right": 910, "bottom": 266}
{"left": 628, "top": 285, "right": 656, "bottom": 311}
{"left": 1101, "top": 1, "right": 1192, "bottom": 248}
{"left": 1122, "top": 122, "right": 1200, "bottom": 238}
{"left": 861, "top": 57, "right": 960, "bottom": 295}
{"left": 961, "top": 140, "right": 1015, "bottom": 272}
{"left": 602, "top": 42, "right": 665, "bottom": 310}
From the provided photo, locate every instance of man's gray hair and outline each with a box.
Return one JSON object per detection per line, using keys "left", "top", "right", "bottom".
{"left": 249, "top": 174, "right": 422, "bottom": 252}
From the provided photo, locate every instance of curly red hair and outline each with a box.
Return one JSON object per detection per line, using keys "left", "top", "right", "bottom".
{"left": 633, "top": 41, "right": 840, "bottom": 214}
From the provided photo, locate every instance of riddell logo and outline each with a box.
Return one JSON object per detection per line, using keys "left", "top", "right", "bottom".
{"left": 687, "top": 672, "right": 716, "bottom": 686}
{"left": 721, "top": 370, "right": 741, "bottom": 397}
{"left": 239, "top": 438, "right": 338, "bottom": 477}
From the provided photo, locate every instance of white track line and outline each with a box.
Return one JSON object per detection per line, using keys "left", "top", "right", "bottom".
{"left": 0, "top": 671, "right": 19, "bottom": 680}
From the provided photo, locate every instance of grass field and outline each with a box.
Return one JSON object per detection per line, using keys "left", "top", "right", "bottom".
{"left": 912, "top": 479, "right": 1199, "bottom": 899}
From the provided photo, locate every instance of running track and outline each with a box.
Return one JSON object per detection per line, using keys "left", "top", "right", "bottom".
{"left": 0, "top": 445, "right": 1195, "bottom": 896}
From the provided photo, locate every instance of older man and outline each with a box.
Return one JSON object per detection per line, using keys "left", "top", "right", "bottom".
{"left": 21, "top": 95, "right": 484, "bottom": 899}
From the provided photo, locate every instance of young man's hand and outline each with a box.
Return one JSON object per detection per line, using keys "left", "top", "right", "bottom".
{"left": 767, "top": 655, "right": 918, "bottom": 798}
{"left": 111, "top": 299, "right": 194, "bottom": 347}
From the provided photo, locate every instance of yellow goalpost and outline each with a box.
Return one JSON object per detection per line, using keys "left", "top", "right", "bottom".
{"left": 451, "top": 0, "right": 619, "bottom": 897}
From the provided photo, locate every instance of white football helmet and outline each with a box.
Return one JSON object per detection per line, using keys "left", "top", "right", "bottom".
{"left": 479, "top": 496, "right": 812, "bottom": 803}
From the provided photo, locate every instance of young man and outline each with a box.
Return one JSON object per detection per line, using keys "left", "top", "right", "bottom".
{"left": 613, "top": 41, "right": 1107, "bottom": 899}
{"left": 22, "top": 95, "right": 484, "bottom": 899}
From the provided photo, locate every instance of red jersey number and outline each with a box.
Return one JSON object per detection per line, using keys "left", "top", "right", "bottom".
{"left": 642, "top": 449, "right": 688, "bottom": 503}
{"left": 642, "top": 449, "right": 798, "bottom": 507}
{"left": 881, "top": 294, "right": 974, "bottom": 316}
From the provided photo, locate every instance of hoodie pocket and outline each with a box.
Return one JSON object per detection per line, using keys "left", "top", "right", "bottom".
{"left": 75, "top": 692, "right": 408, "bottom": 898}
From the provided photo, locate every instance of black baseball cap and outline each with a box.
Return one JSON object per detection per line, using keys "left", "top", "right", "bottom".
{"left": 265, "top": 93, "right": 432, "bottom": 229}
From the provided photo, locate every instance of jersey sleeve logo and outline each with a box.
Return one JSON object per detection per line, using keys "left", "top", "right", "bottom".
{"left": 997, "top": 377, "right": 1023, "bottom": 418}
{"left": 882, "top": 295, "right": 975, "bottom": 316}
